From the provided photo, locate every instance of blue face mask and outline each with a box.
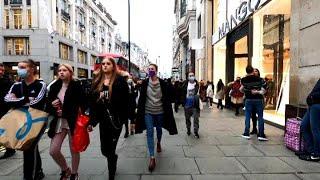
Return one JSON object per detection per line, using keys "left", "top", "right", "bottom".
{"left": 17, "top": 68, "right": 28, "bottom": 78}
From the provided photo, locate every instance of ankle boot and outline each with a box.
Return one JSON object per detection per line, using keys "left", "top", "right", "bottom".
{"left": 148, "top": 157, "right": 156, "bottom": 172}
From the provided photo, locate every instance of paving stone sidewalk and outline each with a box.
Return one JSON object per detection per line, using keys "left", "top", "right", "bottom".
{"left": 1, "top": 107, "right": 320, "bottom": 180}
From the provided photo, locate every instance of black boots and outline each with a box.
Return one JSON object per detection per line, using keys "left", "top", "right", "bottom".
{"left": 107, "top": 154, "right": 118, "bottom": 180}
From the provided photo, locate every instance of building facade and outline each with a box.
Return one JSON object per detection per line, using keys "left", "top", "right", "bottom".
{"left": 0, "top": 0, "right": 117, "bottom": 83}
{"left": 173, "top": 0, "right": 213, "bottom": 81}
{"left": 209, "top": 0, "right": 320, "bottom": 126}
{"left": 173, "top": 0, "right": 197, "bottom": 80}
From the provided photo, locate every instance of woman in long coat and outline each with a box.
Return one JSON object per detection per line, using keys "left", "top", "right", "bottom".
{"left": 135, "top": 64, "right": 178, "bottom": 172}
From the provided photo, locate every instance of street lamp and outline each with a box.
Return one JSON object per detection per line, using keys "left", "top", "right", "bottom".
{"left": 128, "top": 0, "right": 131, "bottom": 74}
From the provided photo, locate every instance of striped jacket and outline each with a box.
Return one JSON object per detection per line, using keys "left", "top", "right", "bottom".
{"left": 4, "top": 80, "right": 47, "bottom": 110}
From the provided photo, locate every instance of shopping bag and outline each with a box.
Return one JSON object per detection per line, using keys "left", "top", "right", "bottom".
{"left": 72, "top": 112, "right": 90, "bottom": 152}
{"left": 0, "top": 107, "right": 48, "bottom": 151}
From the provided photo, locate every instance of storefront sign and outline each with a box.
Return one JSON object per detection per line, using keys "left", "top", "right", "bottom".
{"left": 212, "top": 0, "right": 268, "bottom": 44}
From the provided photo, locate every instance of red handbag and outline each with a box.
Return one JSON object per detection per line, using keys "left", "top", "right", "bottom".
{"left": 72, "top": 112, "right": 90, "bottom": 152}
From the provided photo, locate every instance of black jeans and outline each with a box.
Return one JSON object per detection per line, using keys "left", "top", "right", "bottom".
{"left": 23, "top": 125, "right": 46, "bottom": 180}
{"left": 24, "top": 145, "right": 42, "bottom": 180}
{"left": 217, "top": 99, "right": 223, "bottom": 109}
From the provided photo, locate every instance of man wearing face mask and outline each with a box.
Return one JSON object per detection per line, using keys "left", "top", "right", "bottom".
{"left": 182, "top": 72, "right": 200, "bottom": 138}
{"left": 4, "top": 59, "right": 47, "bottom": 180}
{"left": 0, "top": 63, "right": 16, "bottom": 159}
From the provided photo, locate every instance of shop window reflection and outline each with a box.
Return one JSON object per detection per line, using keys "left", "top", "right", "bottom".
{"left": 262, "top": 14, "right": 290, "bottom": 110}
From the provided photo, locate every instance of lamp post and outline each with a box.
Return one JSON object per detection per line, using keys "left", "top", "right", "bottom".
{"left": 128, "top": 0, "right": 131, "bottom": 74}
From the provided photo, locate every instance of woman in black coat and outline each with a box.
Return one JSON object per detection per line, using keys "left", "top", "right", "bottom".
{"left": 46, "top": 64, "right": 86, "bottom": 180}
{"left": 135, "top": 64, "right": 178, "bottom": 172}
{"left": 87, "top": 57, "right": 128, "bottom": 180}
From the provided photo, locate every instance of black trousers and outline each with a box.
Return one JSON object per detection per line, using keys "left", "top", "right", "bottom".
{"left": 100, "top": 124, "right": 122, "bottom": 159}
{"left": 217, "top": 99, "right": 223, "bottom": 109}
{"left": 23, "top": 145, "right": 42, "bottom": 180}
{"left": 23, "top": 125, "right": 46, "bottom": 180}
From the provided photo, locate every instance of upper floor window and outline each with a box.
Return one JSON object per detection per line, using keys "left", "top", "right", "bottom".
{"left": 77, "top": 50, "right": 87, "bottom": 64}
{"left": 4, "top": 0, "right": 8, "bottom": 5}
{"left": 59, "top": 43, "right": 72, "bottom": 60}
{"left": 27, "top": 0, "right": 31, "bottom": 5}
{"left": 61, "top": 0, "right": 69, "bottom": 12}
{"left": 5, "top": 37, "right": 30, "bottom": 55}
{"left": 13, "top": 9, "right": 22, "bottom": 29}
{"left": 180, "top": 0, "right": 187, "bottom": 17}
{"left": 90, "top": 55, "right": 96, "bottom": 66}
{"left": 27, "top": 9, "right": 32, "bottom": 28}
{"left": 10, "top": 0, "right": 22, "bottom": 5}
{"left": 4, "top": 10, "right": 9, "bottom": 29}
{"left": 61, "top": 20, "right": 69, "bottom": 38}
{"left": 197, "top": 15, "right": 201, "bottom": 38}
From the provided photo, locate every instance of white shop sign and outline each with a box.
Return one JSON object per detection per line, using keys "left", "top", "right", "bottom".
{"left": 212, "top": 0, "right": 269, "bottom": 44}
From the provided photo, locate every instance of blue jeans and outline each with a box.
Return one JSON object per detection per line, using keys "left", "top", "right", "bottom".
{"left": 145, "top": 113, "right": 163, "bottom": 157}
{"left": 244, "top": 99, "right": 264, "bottom": 135}
{"left": 301, "top": 104, "right": 320, "bottom": 156}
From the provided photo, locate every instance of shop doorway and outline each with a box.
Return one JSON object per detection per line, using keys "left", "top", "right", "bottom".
{"left": 226, "top": 20, "right": 252, "bottom": 84}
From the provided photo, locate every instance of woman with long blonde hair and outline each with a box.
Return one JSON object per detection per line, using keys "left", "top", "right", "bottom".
{"left": 46, "top": 64, "right": 86, "bottom": 180}
{"left": 87, "top": 57, "right": 129, "bottom": 180}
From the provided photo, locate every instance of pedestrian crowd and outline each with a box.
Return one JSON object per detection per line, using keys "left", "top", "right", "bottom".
{"left": 0, "top": 59, "right": 320, "bottom": 180}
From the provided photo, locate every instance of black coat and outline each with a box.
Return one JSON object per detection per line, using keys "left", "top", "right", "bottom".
{"left": 135, "top": 78, "right": 178, "bottom": 135}
{"left": 46, "top": 79, "right": 86, "bottom": 138}
{"left": 307, "top": 79, "right": 320, "bottom": 106}
{"left": 0, "top": 76, "right": 13, "bottom": 117}
{"left": 89, "top": 75, "right": 129, "bottom": 127}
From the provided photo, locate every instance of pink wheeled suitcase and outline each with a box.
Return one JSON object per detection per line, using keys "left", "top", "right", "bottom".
{"left": 284, "top": 118, "right": 304, "bottom": 152}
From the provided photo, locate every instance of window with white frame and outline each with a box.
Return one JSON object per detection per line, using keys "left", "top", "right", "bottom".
{"left": 59, "top": 43, "right": 72, "bottom": 60}
{"left": 5, "top": 37, "right": 30, "bottom": 55}
{"left": 78, "top": 50, "right": 87, "bottom": 64}
{"left": 13, "top": 9, "right": 22, "bottom": 29}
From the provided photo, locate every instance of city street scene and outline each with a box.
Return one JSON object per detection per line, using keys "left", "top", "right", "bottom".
{"left": 1, "top": 0, "right": 320, "bottom": 180}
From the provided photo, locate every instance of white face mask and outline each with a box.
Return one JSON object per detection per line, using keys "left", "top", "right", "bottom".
{"left": 127, "top": 79, "right": 133, "bottom": 84}
{"left": 188, "top": 76, "right": 195, "bottom": 82}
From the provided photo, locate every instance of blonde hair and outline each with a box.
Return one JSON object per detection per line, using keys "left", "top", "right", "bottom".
{"left": 92, "top": 57, "right": 119, "bottom": 97}
{"left": 58, "top": 63, "right": 74, "bottom": 80}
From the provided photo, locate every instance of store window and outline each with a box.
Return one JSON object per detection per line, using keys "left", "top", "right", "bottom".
{"left": 13, "top": 9, "right": 22, "bottom": 29}
{"left": 59, "top": 43, "right": 72, "bottom": 60}
{"left": 234, "top": 36, "right": 248, "bottom": 79}
{"left": 252, "top": 0, "right": 291, "bottom": 116}
{"left": 213, "top": 37, "right": 226, "bottom": 103}
{"left": 27, "top": 9, "right": 32, "bottom": 28}
{"left": 5, "top": 37, "right": 30, "bottom": 55}
{"left": 78, "top": 50, "right": 87, "bottom": 64}
{"left": 4, "top": 9, "right": 9, "bottom": 29}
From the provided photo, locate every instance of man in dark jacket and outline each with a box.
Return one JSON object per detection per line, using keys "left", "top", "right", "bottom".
{"left": 300, "top": 79, "right": 320, "bottom": 161}
{"left": 0, "top": 63, "right": 16, "bottom": 159}
{"left": 181, "top": 72, "right": 200, "bottom": 138}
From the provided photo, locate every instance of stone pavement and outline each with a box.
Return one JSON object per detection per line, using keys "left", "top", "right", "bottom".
{"left": 1, "top": 107, "right": 320, "bottom": 180}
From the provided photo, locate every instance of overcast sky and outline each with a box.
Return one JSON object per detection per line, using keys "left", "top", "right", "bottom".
{"left": 103, "top": 0, "right": 174, "bottom": 76}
